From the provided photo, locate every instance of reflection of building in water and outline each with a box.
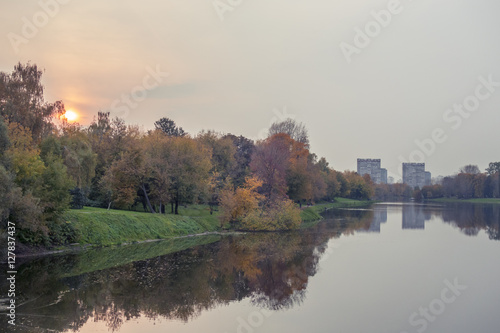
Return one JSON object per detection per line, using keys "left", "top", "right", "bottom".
{"left": 359, "top": 208, "right": 388, "bottom": 233}
{"left": 402, "top": 205, "right": 426, "bottom": 229}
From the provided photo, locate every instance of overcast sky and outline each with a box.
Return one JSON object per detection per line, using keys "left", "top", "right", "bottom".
{"left": 1, "top": 0, "right": 499, "bottom": 180}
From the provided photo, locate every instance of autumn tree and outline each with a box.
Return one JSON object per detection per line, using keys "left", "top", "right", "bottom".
{"left": 219, "top": 176, "right": 264, "bottom": 226}
{"left": 101, "top": 139, "right": 155, "bottom": 212}
{"left": 197, "top": 130, "right": 236, "bottom": 178}
{"left": 4, "top": 121, "right": 45, "bottom": 190}
{"left": 224, "top": 134, "right": 255, "bottom": 188}
{"left": 250, "top": 134, "right": 292, "bottom": 201}
{"left": 343, "top": 171, "right": 373, "bottom": 200}
{"left": 87, "top": 113, "right": 140, "bottom": 206}
{"left": 321, "top": 169, "right": 340, "bottom": 201}
{"left": 307, "top": 155, "right": 327, "bottom": 203}
{"left": 162, "top": 136, "right": 212, "bottom": 214}
{"left": 268, "top": 118, "right": 309, "bottom": 147}
{"left": 285, "top": 137, "right": 312, "bottom": 206}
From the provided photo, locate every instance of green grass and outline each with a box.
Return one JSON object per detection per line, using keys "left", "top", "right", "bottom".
{"left": 62, "top": 200, "right": 374, "bottom": 247}
{"left": 427, "top": 197, "right": 500, "bottom": 204}
{"left": 63, "top": 205, "right": 220, "bottom": 246}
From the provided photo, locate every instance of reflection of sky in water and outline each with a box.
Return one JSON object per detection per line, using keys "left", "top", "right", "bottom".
{"left": 1, "top": 203, "right": 499, "bottom": 333}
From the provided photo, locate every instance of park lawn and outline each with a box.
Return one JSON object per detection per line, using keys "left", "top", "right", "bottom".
{"left": 63, "top": 200, "right": 372, "bottom": 246}
{"left": 63, "top": 205, "right": 220, "bottom": 246}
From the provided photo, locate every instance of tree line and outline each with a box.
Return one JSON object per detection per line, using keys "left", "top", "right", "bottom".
{"left": 417, "top": 164, "right": 500, "bottom": 200}
{"left": 2, "top": 63, "right": 497, "bottom": 244}
{"left": 0, "top": 63, "right": 374, "bottom": 244}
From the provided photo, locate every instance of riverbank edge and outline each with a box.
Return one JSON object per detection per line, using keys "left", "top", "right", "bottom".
{"left": 300, "top": 198, "right": 376, "bottom": 228}
{"left": 14, "top": 198, "right": 373, "bottom": 258}
{"left": 426, "top": 198, "right": 500, "bottom": 204}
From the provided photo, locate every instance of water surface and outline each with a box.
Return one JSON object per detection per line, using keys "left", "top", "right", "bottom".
{"left": 1, "top": 203, "right": 499, "bottom": 333}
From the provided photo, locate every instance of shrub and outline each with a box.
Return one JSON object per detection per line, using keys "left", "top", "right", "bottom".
{"left": 240, "top": 199, "right": 301, "bottom": 231}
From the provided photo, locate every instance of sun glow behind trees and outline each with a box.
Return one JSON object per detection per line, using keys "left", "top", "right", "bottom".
{"left": 63, "top": 110, "right": 78, "bottom": 122}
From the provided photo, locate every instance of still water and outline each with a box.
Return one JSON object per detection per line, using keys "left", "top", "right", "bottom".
{"left": 1, "top": 203, "right": 499, "bottom": 333}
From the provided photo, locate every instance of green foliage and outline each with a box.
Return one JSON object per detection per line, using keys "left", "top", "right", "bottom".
{"left": 70, "top": 187, "right": 86, "bottom": 209}
{"left": 5, "top": 121, "right": 45, "bottom": 189}
{"left": 197, "top": 130, "right": 236, "bottom": 177}
{"left": 38, "top": 154, "right": 74, "bottom": 218}
{"left": 0, "top": 62, "right": 65, "bottom": 142}
{"left": 47, "top": 219, "right": 77, "bottom": 245}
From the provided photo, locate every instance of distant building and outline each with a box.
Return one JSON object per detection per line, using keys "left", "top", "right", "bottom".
{"left": 357, "top": 159, "right": 387, "bottom": 184}
{"left": 402, "top": 163, "right": 428, "bottom": 189}
{"left": 425, "top": 171, "right": 432, "bottom": 186}
{"left": 380, "top": 168, "right": 388, "bottom": 184}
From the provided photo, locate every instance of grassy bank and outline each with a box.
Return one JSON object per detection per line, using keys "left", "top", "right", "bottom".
{"left": 63, "top": 205, "right": 220, "bottom": 246}
{"left": 300, "top": 198, "right": 375, "bottom": 223}
{"left": 60, "top": 199, "right": 373, "bottom": 247}
{"left": 427, "top": 198, "right": 500, "bottom": 204}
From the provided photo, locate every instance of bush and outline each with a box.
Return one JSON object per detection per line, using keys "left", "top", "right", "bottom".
{"left": 47, "top": 220, "right": 77, "bottom": 245}
{"left": 240, "top": 199, "right": 301, "bottom": 231}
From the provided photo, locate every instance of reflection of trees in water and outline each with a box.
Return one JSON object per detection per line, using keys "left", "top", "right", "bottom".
{"left": 10, "top": 204, "right": 496, "bottom": 332}
{"left": 441, "top": 204, "right": 500, "bottom": 240}
{"left": 1, "top": 219, "right": 362, "bottom": 332}
{"left": 322, "top": 208, "right": 376, "bottom": 234}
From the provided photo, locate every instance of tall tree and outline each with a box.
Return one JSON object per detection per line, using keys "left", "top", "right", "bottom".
{"left": 268, "top": 118, "right": 309, "bottom": 147}
{"left": 459, "top": 165, "right": 481, "bottom": 174}
{"left": 87, "top": 113, "right": 139, "bottom": 206}
{"left": 162, "top": 136, "right": 212, "bottom": 214}
{"left": 5, "top": 121, "right": 45, "bottom": 190}
{"left": 486, "top": 162, "right": 500, "bottom": 176}
{"left": 101, "top": 142, "right": 155, "bottom": 213}
{"left": 0, "top": 62, "right": 65, "bottom": 143}
{"left": 197, "top": 130, "right": 236, "bottom": 178}
{"left": 250, "top": 134, "right": 292, "bottom": 201}
{"left": 154, "top": 117, "right": 186, "bottom": 137}
{"left": 224, "top": 134, "right": 255, "bottom": 188}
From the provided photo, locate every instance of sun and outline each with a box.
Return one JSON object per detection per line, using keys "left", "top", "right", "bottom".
{"left": 63, "top": 110, "right": 78, "bottom": 122}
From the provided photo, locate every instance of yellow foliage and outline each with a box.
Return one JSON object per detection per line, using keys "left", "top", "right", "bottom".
{"left": 219, "top": 176, "right": 263, "bottom": 225}
{"left": 240, "top": 198, "right": 302, "bottom": 231}
{"left": 5, "top": 121, "right": 45, "bottom": 186}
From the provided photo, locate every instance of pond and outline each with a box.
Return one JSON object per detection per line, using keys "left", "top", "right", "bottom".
{"left": 1, "top": 202, "right": 499, "bottom": 333}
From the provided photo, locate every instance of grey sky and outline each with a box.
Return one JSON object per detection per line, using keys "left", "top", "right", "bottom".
{"left": 1, "top": 0, "right": 499, "bottom": 179}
